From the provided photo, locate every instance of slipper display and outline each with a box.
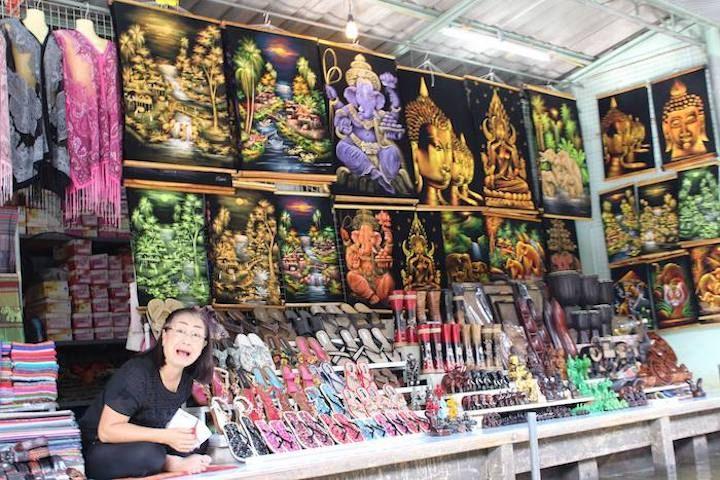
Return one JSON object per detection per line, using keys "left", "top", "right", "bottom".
{"left": 315, "top": 330, "right": 352, "bottom": 366}
{"left": 339, "top": 329, "right": 368, "bottom": 363}
{"left": 357, "top": 328, "right": 389, "bottom": 363}
{"left": 371, "top": 327, "right": 402, "bottom": 362}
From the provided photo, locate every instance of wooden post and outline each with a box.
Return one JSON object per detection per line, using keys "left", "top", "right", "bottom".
{"left": 484, "top": 443, "right": 515, "bottom": 480}
{"left": 650, "top": 417, "right": 676, "bottom": 476}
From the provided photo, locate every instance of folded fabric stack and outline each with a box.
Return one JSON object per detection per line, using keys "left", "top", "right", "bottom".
{"left": 0, "top": 410, "right": 85, "bottom": 477}
{"left": 0, "top": 342, "right": 59, "bottom": 410}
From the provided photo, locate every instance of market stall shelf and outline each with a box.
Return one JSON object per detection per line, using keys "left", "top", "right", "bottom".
{"left": 485, "top": 215, "right": 545, "bottom": 280}
{"left": 398, "top": 67, "right": 483, "bottom": 207}
{"left": 527, "top": 86, "right": 590, "bottom": 219}
{"left": 466, "top": 77, "right": 535, "bottom": 212}
{"left": 319, "top": 41, "right": 416, "bottom": 202}
{"left": 597, "top": 85, "right": 655, "bottom": 180}
{"left": 649, "top": 253, "right": 697, "bottom": 328}
{"left": 206, "top": 189, "right": 281, "bottom": 305}
{"left": 441, "top": 210, "right": 490, "bottom": 283}
{"left": 677, "top": 163, "right": 720, "bottom": 244}
{"left": 637, "top": 176, "right": 679, "bottom": 254}
{"left": 689, "top": 242, "right": 720, "bottom": 320}
{"left": 127, "top": 188, "right": 210, "bottom": 306}
{"left": 611, "top": 264, "right": 655, "bottom": 328}
{"left": 275, "top": 194, "right": 344, "bottom": 304}
{"left": 543, "top": 217, "right": 581, "bottom": 273}
{"left": 651, "top": 67, "right": 717, "bottom": 170}
{"left": 600, "top": 185, "right": 641, "bottom": 265}
{"left": 112, "top": 1, "right": 236, "bottom": 174}
{"left": 223, "top": 26, "right": 334, "bottom": 181}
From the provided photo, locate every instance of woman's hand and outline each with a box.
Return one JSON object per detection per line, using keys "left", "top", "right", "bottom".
{"left": 162, "top": 428, "right": 198, "bottom": 453}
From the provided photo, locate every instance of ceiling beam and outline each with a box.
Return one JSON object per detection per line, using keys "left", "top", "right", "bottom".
{"left": 640, "top": 0, "right": 720, "bottom": 29}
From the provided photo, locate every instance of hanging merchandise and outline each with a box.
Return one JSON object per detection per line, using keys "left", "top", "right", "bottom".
{"left": 599, "top": 185, "right": 641, "bottom": 265}
{"left": 398, "top": 68, "right": 483, "bottom": 207}
{"left": 223, "top": 25, "right": 334, "bottom": 181}
{"left": 689, "top": 242, "right": 720, "bottom": 320}
{"left": 0, "top": 34, "right": 8, "bottom": 206}
{"left": 440, "top": 210, "right": 489, "bottom": 283}
{"left": 485, "top": 215, "right": 545, "bottom": 280}
{"left": 465, "top": 77, "right": 535, "bottom": 212}
{"left": 205, "top": 189, "right": 281, "bottom": 305}
{"left": 610, "top": 264, "right": 654, "bottom": 328}
{"left": 111, "top": 1, "right": 236, "bottom": 174}
{"left": 543, "top": 217, "right": 581, "bottom": 273}
{"left": 637, "top": 176, "right": 679, "bottom": 254}
{"left": 319, "top": 41, "right": 416, "bottom": 201}
{"left": 395, "top": 210, "right": 445, "bottom": 291}
{"left": 127, "top": 188, "right": 210, "bottom": 307}
{"left": 648, "top": 253, "right": 697, "bottom": 328}
{"left": 651, "top": 67, "right": 716, "bottom": 170}
{"left": 526, "top": 86, "right": 590, "bottom": 219}
{"left": 274, "top": 193, "right": 344, "bottom": 303}
{"left": 677, "top": 163, "right": 720, "bottom": 243}
{"left": 597, "top": 85, "right": 655, "bottom": 180}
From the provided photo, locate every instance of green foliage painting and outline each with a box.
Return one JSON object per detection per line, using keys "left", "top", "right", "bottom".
{"left": 128, "top": 188, "right": 210, "bottom": 306}
{"left": 441, "top": 211, "right": 489, "bottom": 283}
{"left": 486, "top": 216, "right": 545, "bottom": 280}
{"left": 678, "top": 165, "right": 720, "bottom": 241}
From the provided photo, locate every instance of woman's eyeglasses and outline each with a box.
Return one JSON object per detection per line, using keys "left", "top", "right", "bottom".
{"left": 164, "top": 326, "right": 206, "bottom": 343}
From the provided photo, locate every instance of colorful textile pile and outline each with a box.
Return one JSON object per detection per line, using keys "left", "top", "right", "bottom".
{"left": 0, "top": 342, "right": 58, "bottom": 409}
{"left": 0, "top": 410, "right": 85, "bottom": 476}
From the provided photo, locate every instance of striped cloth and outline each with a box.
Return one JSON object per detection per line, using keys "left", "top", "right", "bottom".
{"left": 0, "top": 207, "right": 17, "bottom": 273}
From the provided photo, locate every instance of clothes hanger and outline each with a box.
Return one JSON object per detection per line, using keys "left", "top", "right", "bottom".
{"left": 479, "top": 68, "right": 507, "bottom": 86}
{"left": 23, "top": 0, "right": 49, "bottom": 43}
{"left": 75, "top": 2, "right": 108, "bottom": 51}
{"left": 416, "top": 54, "right": 445, "bottom": 88}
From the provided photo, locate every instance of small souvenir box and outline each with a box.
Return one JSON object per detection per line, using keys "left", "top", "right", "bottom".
{"left": 72, "top": 328, "right": 94, "bottom": 341}
{"left": 109, "top": 298, "right": 130, "bottom": 313}
{"left": 66, "top": 255, "right": 90, "bottom": 272}
{"left": 108, "top": 284, "right": 129, "bottom": 300}
{"left": 90, "top": 254, "right": 109, "bottom": 270}
{"left": 71, "top": 298, "right": 92, "bottom": 314}
{"left": 95, "top": 327, "right": 113, "bottom": 340}
{"left": 69, "top": 284, "right": 90, "bottom": 300}
{"left": 93, "top": 313, "right": 113, "bottom": 328}
{"left": 90, "top": 270, "right": 109, "bottom": 285}
{"left": 108, "top": 255, "right": 123, "bottom": 271}
{"left": 47, "top": 329, "right": 72, "bottom": 341}
{"left": 111, "top": 312, "right": 129, "bottom": 328}
{"left": 27, "top": 299, "right": 72, "bottom": 316}
{"left": 91, "top": 297, "right": 109, "bottom": 313}
{"left": 40, "top": 313, "right": 71, "bottom": 331}
{"left": 71, "top": 313, "right": 93, "bottom": 329}
{"left": 26, "top": 281, "right": 69, "bottom": 301}
{"left": 68, "top": 269, "right": 90, "bottom": 285}
{"left": 54, "top": 239, "right": 92, "bottom": 260}
{"left": 113, "top": 326, "right": 128, "bottom": 339}
{"left": 91, "top": 285, "right": 108, "bottom": 299}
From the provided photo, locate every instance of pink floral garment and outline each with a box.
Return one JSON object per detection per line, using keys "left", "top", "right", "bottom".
{"left": 52, "top": 30, "right": 122, "bottom": 226}
{"left": 0, "top": 34, "right": 10, "bottom": 206}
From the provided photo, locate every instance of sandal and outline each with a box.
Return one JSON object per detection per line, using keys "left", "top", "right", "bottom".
{"left": 357, "top": 363, "right": 376, "bottom": 391}
{"left": 298, "top": 364, "right": 317, "bottom": 389}
{"left": 255, "top": 420, "right": 288, "bottom": 453}
{"left": 353, "top": 418, "right": 375, "bottom": 440}
{"left": 268, "top": 309, "right": 296, "bottom": 341}
{"left": 298, "top": 410, "right": 335, "bottom": 447}
{"left": 211, "top": 398, "right": 256, "bottom": 460}
{"left": 234, "top": 334, "right": 258, "bottom": 372}
{"left": 385, "top": 410, "right": 412, "bottom": 435}
{"left": 270, "top": 420, "right": 301, "bottom": 451}
{"left": 307, "top": 337, "right": 330, "bottom": 363}
{"left": 295, "top": 336, "right": 318, "bottom": 365}
{"left": 339, "top": 329, "right": 368, "bottom": 363}
{"left": 306, "top": 386, "right": 332, "bottom": 416}
{"left": 301, "top": 310, "right": 324, "bottom": 334}
{"left": 358, "top": 328, "right": 389, "bottom": 363}
{"left": 331, "top": 412, "right": 364, "bottom": 443}
{"left": 320, "top": 362, "right": 345, "bottom": 394}
{"left": 356, "top": 387, "right": 380, "bottom": 415}
{"left": 319, "top": 413, "right": 350, "bottom": 444}
{"left": 265, "top": 335, "right": 283, "bottom": 367}
{"left": 283, "top": 367, "right": 314, "bottom": 413}
{"left": 248, "top": 333, "right": 275, "bottom": 370}
{"left": 335, "top": 315, "right": 357, "bottom": 338}
{"left": 343, "top": 363, "right": 363, "bottom": 393}
{"left": 316, "top": 330, "right": 352, "bottom": 366}
{"left": 343, "top": 389, "right": 369, "bottom": 419}
{"left": 373, "top": 412, "right": 399, "bottom": 436}
{"left": 287, "top": 310, "right": 313, "bottom": 337}
{"left": 256, "top": 387, "right": 282, "bottom": 421}
{"left": 320, "top": 383, "right": 346, "bottom": 414}
{"left": 284, "top": 411, "right": 318, "bottom": 449}
{"left": 234, "top": 396, "right": 271, "bottom": 455}
{"left": 371, "top": 327, "right": 401, "bottom": 362}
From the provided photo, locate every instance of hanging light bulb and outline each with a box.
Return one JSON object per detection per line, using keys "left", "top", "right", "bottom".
{"left": 345, "top": 0, "right": 358, "bottom": 42}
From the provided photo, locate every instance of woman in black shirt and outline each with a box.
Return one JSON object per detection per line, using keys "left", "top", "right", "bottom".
{"left": 80, "top": 307, "right": 215, "bottom": 479}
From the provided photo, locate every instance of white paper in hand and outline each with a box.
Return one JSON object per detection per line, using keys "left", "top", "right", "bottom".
{"left": 167, "top": 408, "right": 212, "bottom": 449}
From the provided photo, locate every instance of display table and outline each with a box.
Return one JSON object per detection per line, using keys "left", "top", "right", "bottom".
{"left": 209, "top": 395, "right": 720, "bottom": 480}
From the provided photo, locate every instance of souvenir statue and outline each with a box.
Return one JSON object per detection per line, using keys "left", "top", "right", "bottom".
{"left": 466, "top": 77, "right": 535, "bottom": 211}
{"left": 597, "top": 86, "right": 654, "bottom": 179}
{"left": 637, "top": 178, "right": 679, "bottom": 253}
{"left": 527, "top": 86, "right": 590, "bottom": 218}
{"left": 485, "top": 215, "right": 545, "bottom": 280}
{"left": 275, "top": 194, "right": 344, "bottom": 303}
{"left": 127, "top": 188, "right": 210, "bottom": 306}
{"left": 600, "top": 186, "right": 641, "bottom": 264}
{"left": 678, "top": 164, "right": 720, "bottom": 242}
{"left": 441, "top": 210, "right": 489, "bottom": 283}
{"left": 689, "top": 243, "right": 720, "bottom": 318}
{"left": 543, "top": 217, "right": 581, "bottom": 272}
{"left": 397, "top": 211, "right": 444, "bottom": 291}
{"left": 398, "top": 68, "right": 483, "bottom": 206}
{"left": 320, "top": 43, "right": 415, "bottom": 199}
{"left": 611, "top": 265, "right": 654, "bottom": 328}
{"left": 649, "top": 255, "right": 697, "bottom": 328}
{"left": 206, "top": 190, "right": 281, "bottom": 305}
{"left": 652, "top": 67, "right": 716, "bottom": 168}
{"left": 112, "top": 2, "right": 236, "bottom": 173}
{"left": 223, "top": 26, "right": 333, "bottom": 179}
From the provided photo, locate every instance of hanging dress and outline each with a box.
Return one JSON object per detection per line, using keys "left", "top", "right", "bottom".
{"left": 0, "top": 34, "right": 11, "bottom": 206}
{"left": 51, "top": 29, "right": 122, "bottom": 226}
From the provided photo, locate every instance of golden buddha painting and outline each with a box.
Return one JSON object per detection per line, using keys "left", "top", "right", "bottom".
{"left": 393, "top": 211, "right": 445, "bottom": 291}
{"left": 652, "top": 67, "right": 716, "bottom": 168}
{"left": 597, "top": 86, "right": 655, "bottom": 180}
{"left": 398, "top": 68, "right": 483, "bottom": 207}
{"left": 466, "top": 77, "right": 535, "bottom": 211}
{"left": 690, "top": 243, "right": 720, "bottom": 318}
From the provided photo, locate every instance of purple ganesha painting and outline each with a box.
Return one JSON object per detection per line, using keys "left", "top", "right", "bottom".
{"left": 319, "top": 42, "right": 416, "bottom": 199}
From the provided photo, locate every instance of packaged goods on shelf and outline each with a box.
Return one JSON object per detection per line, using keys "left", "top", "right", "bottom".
{"left": 73, "top": 328, "right": 94, "bottom": 341}
{"left": 94, "top": 327, "right": 113, "bottom": 340}
{"left": 93, "top": 313, "right": 112, "bottom": 328}
{"left": 67, "top": 268, "right": 90, "bottom": 285}
{"left": 25, "top": 281, "right": 69, "bottom": 301}
{"left": 90, "top": 285, "right": 108, "bottom": 299}
{"left": 71, "top": 313, "right": 93, "bottom": 330}
{"left": 69, "top": 283, "right": 90, "bottom": 300}
{"left": 54, "top": 239, "right": 92, "bottom": 260}
{"left": 90, "top": 254, "right": 108, "bottom": 270}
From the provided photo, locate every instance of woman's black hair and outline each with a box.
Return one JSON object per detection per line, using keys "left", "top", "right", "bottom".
{"left": 143, "top": 306, "right": 216, "bottom": 384}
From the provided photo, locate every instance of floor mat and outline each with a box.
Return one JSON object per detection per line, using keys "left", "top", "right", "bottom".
{"left": 117, "top": 465, "right": 239, "bottom": 480}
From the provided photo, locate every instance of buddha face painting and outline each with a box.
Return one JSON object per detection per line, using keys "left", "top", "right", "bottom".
{"left": 662, "top": 80, "right": 709, "bottom": 160}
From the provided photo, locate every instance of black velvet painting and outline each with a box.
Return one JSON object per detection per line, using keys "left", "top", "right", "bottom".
{"left": 637, "top": 178, "right": 679, "bottom": 254}
{"left": 528, "top": 87, "right": 590, "bottom": 218}
{"left": 678, "top": 164, "right": 720, "bottom": 241}
{"left": 112, "top": 1, "right": 236, "bottom": 172}
{"left": 652, "top": 67, "right": 716, "bottom": 168}
{"left": 649, "top": 255, "right": 697, "bottom": 328}
{"left": 600, "top": 186, "right": 641, "bottom": 264}
{"left": 393, "top": 210, "right": 445, "bottom": 290}
{"left": 689, "top": 243, "right": 720, "bottom": 318}
{"left": 223, "top": 26, "right": 334, "bottom": 177}
{"left": 397, "top": 68, "right": 483, "bottom": 207}
{"left": 542, "top": 217, "right": 581, "bottom": 273}
{"left": 441, "top": 210, "right": 489, "bottom": 283}
{"left": 611, "top": 265, "right": 654, "bottom": 328}
{"left": 206, "top": 190, "right": 281, "bottom": 305}
{"left": 466, "top": 78, "right": 535, "bottom": 211}
{"left": 597, "top": 86, "right": 654, "bottom": 180}
{"left": 335, "top": 207, "right": 398, "bottom": 308}
{"left": 275, "top": 195, "right": 344, "bottom": 303}
{"left": 485, "top": 216, "right": 545, "bottom": 280}
{"left": 127, "top": 188, "right": 210, "bottom": 306}
{"left": 318, "top": 42, "right": 415, "bottom": 199}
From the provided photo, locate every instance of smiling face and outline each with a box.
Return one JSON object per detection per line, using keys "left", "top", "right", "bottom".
{"left": 162, "top": 312, "right": 207, "bottom": 370}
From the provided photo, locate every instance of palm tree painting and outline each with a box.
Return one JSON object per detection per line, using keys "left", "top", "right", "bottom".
{"left": 111, "top": 1, "right": 235, "bottom": 173}
{"left": 223, "top": 26, "right": 333, "bottom": 176}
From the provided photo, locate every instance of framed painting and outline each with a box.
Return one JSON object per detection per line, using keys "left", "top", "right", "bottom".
{"left": 527, "top": 86, "right": 590, "bottom": 218}
{"left": 637, "top": 177, "right": 679, "bottom": 254}
{"left": 398, "top": 68, "right": 483, "bottom": 207}
{"left": 689, "top": 243, "right": 720, "bottom": 318}
{"left": 275, "top": 194, "right": 344, "bottom": 303}
{"left": 651, "top": 67, "right": 716, "bottom": 169}
{"left": 335, "top": 206, "right": 400, "bottom": 307}
{"left": 485, "top": 215, "right": 545, "bottom": 280}
{"left": 112, "top": 1, "right": 236, "bottom": 174}
{"left": 649, "top": 254, "right": 697, "bottom": 328}
{"left": 393, "top": 210, "right": 445, "bottom": 290}
{"left": 206, "top": 189, "right": 281, "bottom": 305}
{"left": 319, "top": 41, "right": 416, "bottom": 201}
{"left": 465, "top": 77, "right": 535, "bottom": 212}
{"left": 597, "top": 85, "right": 655, "bottom": 180}
{"left": 610, "top": 264, "right": 654, "bottom": 328}
{"left": 678, "top": 164, "right": 720, "bottom": 243}
{"left": 543, "top": 217, "right": 581, "bottom": 273}
{"left": 127, "top": 188, "right": 210, "bottom": 306}
{"left": 600, "top": 185, "right": 641, "bottom": 265}
{"left": 222, "top": 26, "right": 334, "bottom": 180}
{"left": 440, "top": 210, "right": 489, "bottom": 283}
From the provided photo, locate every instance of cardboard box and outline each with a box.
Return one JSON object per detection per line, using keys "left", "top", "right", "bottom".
{"left": 108, "top": 269, "right": 123, "bottom": 282}
{"left": 92, "top": 297, "right": 109, "bottom": 313}
{"left": 27, "top": 299, "right": 72, "bottom": 316}
{"left": 68, "top": 268, "right": 91, "bottom": 285}
{"left": 69, "top": 284, "right": 90, "bottom": 300}
{"left": 109, "top": 298, "right": 130, "bottom": 313}
{"left": 47, "top": 329, "right": 72, "bottom": 341}
{"left": 71, "top": 313, "right": 93, "bottom": 329}
{"left": 91, "top": 285, "right": 108, "bottom": 299}
{"left": 93, "top": 312, "right": 112, "bottom": 328}
{"left": 54, "top": 239, "right": 91, "bottom": 260}
{"left": 111, "top": 313, "right": 130, "bottom": 328}
{"left": 39, "top": 313, "right": 71, "bottom": 330}
{"left": 108, "top": 284, "right": 129, "bottom": 299}
{"left": 108, "top": 256, "right": 123, "bottom": 271}
{"left": 90, "top": 254, "right": 108, "bottom": 270}
{"left": 90, "top": 270, "right": 109, "bottom": 285}
{"left": 71, "top": 298, "right": 92, "bottom": 314}
{"left": 26, "top": 281, "right": 69, "bottom": 301}
{"left": 113, "top": 327, "right": 128, "bottom": 339}
{"left": 66, "top": 255, "right": 90, "bottom": 271}
{"left": 94, "top": 327, "right": 113, "bottom": 340}
{"left": 72, "top": 328, "right": 94, "bottom": 341}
